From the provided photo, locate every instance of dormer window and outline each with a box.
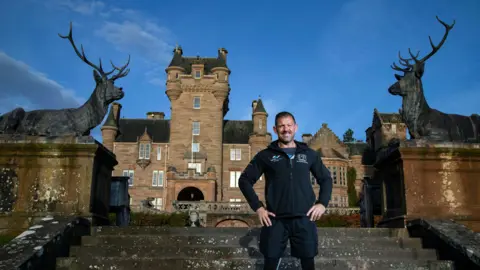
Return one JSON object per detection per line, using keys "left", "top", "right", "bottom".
{"left": 194, "top": 70, "right": 201, "bottom": 79}
{"left": 139, "top": 143, "right": 151, "bottom": 160}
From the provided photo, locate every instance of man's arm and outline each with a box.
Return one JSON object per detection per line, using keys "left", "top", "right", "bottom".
{"left": 310, "top": 151, "right": 333, "bottom": 207}
{"left": 238, "top": 154, "right": 265, "bottom": 212}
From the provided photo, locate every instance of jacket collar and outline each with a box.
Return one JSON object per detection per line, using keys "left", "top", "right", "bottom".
{"left": 267, "top": 139, "right": 309, "bottom": 153}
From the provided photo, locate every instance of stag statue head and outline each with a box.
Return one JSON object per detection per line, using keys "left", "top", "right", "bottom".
{"left": 388, "top": 16, "right": 455, "bottom": 97}
{"left": 58, "top": 22, "right": 130, "bottom": 104}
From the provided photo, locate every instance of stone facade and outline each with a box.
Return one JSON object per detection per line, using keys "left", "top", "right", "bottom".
{"left": 101, "top": 46, "right": 375, "bottom": 211}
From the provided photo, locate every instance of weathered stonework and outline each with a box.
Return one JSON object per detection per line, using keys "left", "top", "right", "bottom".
{"left": 0, "top": 135, "right": 117, "bottom": 233}
{"left": 376, "top": 140, "right": 480, "bottom": 227}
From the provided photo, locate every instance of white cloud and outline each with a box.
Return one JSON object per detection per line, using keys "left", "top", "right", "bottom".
{"left": 45, "top": 0, "right": 105, "bottom": 15}
{"left": 95, "top": 21, "right": 173, "bottom": 64}
{"left": 48, "top": 0, "right": 175, "bottom": 87}
{"left": 0, "top": 52, "right": 85, "bottom": 113}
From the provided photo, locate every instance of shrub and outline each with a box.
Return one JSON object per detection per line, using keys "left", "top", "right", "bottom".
{"left": 347, "top": 167, "right": 358, "bottom": 207}
{"left": 109, "top": 212, "right": 189, "bottom": 226}
{"left": 315, "top": 214, "right": 383, "bottom": 228}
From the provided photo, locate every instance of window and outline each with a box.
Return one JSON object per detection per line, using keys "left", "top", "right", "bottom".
{"left": 391, "top": 124, "right": 397, "bottom": 134}
{"left": 139, "top": 143, "right": 151, "bottom": 159}
{"left": 225, "top": 74, "right": 228, "bottom": 81}
{"left": 192, "top": 143, "right": 200, "bottom": 152}
{"left": 230, "top": 171, "right": 242, "bottom": 187}
{"left": 259, "top": 119, "right": 263, "bottom": 130}
{"left": 229, "top": 198, "right": 242, "bottom": 207}
{"left": 152, "top": 170, "right": 164, "bottom": 187}
{"left": 153, "top": 198, "right": 163, "bottom": 210}
{"left": 122, "top": 170, "right": 134, "bottom": 186}
{"left": 194, "top": 70, "right": 201, "bottom": 78}
{"left": 188, "top": 163, "right": 202, "bottom": 173}
{"left": 332, "top": 167, "right": 337, "bottom": 185}
{"left": 339, "top": 167, "right": 344, "bottom": 185}
{"left": 156, "top": 146, "right": 162, "bottom": 160}
{"left": 175, "top": 73, "right": 179, "bottom": 79}
{"left": 193, "top": 96, "right": 201, "bottom": 109}
{"left": 192, "top": 121, "right": 200, "bottom": 135}
{"left": 230, "top": 148, "right": 241, "bottom": 161}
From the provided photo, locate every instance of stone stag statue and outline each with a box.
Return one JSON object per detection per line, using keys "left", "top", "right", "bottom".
{"left": 0, "top": 22, "right": 130, "bottom": 137}
{"left": 388, "top": 16, "right": 480, "bottom": 143}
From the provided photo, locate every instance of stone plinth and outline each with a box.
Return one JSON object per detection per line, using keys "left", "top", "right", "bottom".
{"left": 375, "top": 140, "right": 480, "bottom": 228}
{"left": 0, "top": 135, "right": 117, "bottom": 232}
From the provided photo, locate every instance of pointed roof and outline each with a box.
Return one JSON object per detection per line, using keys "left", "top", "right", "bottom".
{"left": 254, "top": 98, "right": 267, "bottom": 113}
{"left": 102, "top": 105, "right": 117, "bottom": 128}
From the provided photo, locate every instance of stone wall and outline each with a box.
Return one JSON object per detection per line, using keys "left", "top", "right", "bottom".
{"left": 375, "top": 140, "right": 480, "bottom": 227}
{"left": 0, "top": 135, "right": 117, "bottom": 232}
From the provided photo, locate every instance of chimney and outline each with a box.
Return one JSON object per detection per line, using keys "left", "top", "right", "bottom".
{"left": 146, "top": 112, "right": 165, "bottom": 120}
{"left": 218, "top": 48, "right": 228, "bottom": 62}
{"left": 302, "top": 134, "right": 312, "bottom": 144}
{"left": 112, "top": 102, "right": 122, "bottom": 121}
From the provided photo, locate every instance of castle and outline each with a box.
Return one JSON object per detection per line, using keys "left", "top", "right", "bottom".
{"left": 100, "top": 46, "right": 407, "bottom": 211}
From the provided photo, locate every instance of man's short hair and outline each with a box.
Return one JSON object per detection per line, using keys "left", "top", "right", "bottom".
{"left": 275, "top": 111, "right": 296, "bottom": 126}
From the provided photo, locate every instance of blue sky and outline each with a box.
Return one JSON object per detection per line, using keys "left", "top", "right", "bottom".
{"left": 1, "top": 0, "right": 479, "bottom": 142}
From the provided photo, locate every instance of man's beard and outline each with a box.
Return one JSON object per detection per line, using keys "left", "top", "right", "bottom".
{"left": 279, "top": 132, "right": 294, "bottom": 144}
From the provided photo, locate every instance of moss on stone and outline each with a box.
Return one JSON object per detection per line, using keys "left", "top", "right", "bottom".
{"left": 406, "top": 146, "right": 480, "bottom": 158}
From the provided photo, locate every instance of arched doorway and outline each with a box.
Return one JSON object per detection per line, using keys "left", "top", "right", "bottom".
{"left": 216, "top": 219, "right": 249, "bottom": 228}
{"left": 177, "top": 187, "right": 204, "bottom": 201}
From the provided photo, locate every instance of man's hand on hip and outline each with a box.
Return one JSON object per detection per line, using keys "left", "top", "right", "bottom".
{"left": 307, "top": 203, "right": 326, "bottom": 221}
{"left": 256, "top": 207, "right": 275, "bottom": 226}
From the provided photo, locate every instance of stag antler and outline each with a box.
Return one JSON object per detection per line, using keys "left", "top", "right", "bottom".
{"left": 109, "top": 56, "right": 131, "bottom": 81}
{"left": 59, "top": 22, "right": 130, "bottom": 80}
{"left": 391, "top": 16, "right": 455, "bottom": 72}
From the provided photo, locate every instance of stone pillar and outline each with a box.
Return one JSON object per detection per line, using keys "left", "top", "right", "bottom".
{"left": 0, "top": 135, "right": 117, "bottom": 233}
{"left": 375, "top": 140, "right": 480, "bottom": 228}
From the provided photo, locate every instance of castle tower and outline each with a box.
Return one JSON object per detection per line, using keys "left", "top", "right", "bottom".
{"left": 101, "top": 102, "right": 122, "bottom": 152}
{"left": 164, "top": 45, "right": 230, "bottom": 193}
{"left": 249, "top": 98, "right": 271, "bottom": 154}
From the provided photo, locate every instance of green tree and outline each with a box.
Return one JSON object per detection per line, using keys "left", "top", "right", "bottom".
{"left": 343, "top": 128, "right": 355, "bottom": 143}
{"left": 347, "top": 167, "right": 358, "bottom": 206}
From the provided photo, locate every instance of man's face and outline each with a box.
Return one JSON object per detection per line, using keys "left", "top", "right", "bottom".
{"left": 273, "top": 116, "right": 298, "bottom": 144}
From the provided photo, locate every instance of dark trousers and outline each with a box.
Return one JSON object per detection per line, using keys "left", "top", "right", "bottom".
{"left": 259, "top": 216, "right": 317, "bottom": 270}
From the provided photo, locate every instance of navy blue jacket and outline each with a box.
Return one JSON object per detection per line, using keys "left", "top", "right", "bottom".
{"left": 238, "top": 140, "right": 333, "bottom": 218}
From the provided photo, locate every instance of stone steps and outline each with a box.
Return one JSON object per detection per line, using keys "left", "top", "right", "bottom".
{"left": 91, "top": 226, "right": 409, "bottom": 237}
{"left": 57, "top": 257, "right": 454, "bottom": 270}
{"left": 69, "top": 245, "right": 438, "bottom": 260}
{"left": 56, "top": 226, "right": 455, "bottom": 269}
{"left": 81, "top": 235, "right": 424, "bottom": 249}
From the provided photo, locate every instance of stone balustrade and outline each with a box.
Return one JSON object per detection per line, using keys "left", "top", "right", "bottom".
{"left": 173, "top": 201, "right": 360, "bottom": 215}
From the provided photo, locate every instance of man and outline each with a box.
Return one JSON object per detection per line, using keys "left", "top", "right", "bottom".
{"left": 238, "top": 111, "right": 333, "bottom": 270}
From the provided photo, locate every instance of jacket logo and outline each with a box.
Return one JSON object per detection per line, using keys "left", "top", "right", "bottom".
{"left": 296, "top": 153, "right": 308, "bottom": 164}
{"left": 270, "top": 155, "right": 282, "bottom": 162}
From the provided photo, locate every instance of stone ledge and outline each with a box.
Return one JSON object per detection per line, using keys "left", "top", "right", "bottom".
{"left": 400, "top": 139, "right": 480, "bottom": 149}
{"left": 0, "top": 215, "right": 90, "bottom": 270}
{"left": 0, "top": 135, "right": 95, "bottom": 144}
{"left": 407, "top": 218, "right": 480, "bottom": 268}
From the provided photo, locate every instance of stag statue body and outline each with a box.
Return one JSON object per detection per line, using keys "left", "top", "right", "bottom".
{"left": 0, "top": 23, "right": 130, "bottom": 137}
{"left": 389, "top": 16, "right": 480, "bottom": 143}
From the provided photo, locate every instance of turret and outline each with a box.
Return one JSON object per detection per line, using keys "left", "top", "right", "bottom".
{"left": 101, "top": 102, "right": 122, "bottom": 151}
{"left": 252, "top": 98, "right": 267, "bottom": 135}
